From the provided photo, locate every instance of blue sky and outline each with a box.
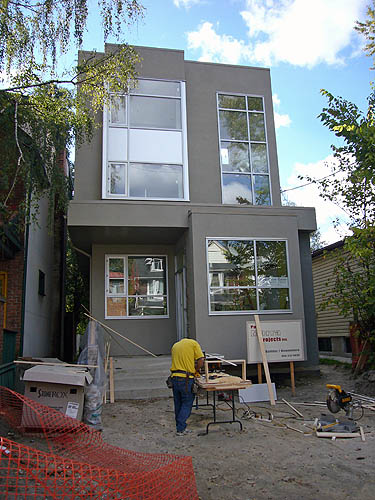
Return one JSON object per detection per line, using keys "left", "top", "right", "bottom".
{"left": 82, "top": 0, "right": 372, "bottom": 243}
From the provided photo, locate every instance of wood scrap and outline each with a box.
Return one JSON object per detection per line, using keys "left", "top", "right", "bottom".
{"left": 316, "top": 431, "right": 361, "bottom": 439}
{"left": 109, "top": 357, "right": 115, "bottom": 403}
{"left": 254, "top": 315, "right": 275, "bottom": 406}
{"left": 290, "top": 361, "right": 296, "bottom": 396}
{"left": 282, "top": 398, "right": 304, "bottom": 418}
{"left": 84, "top": 312, "right": 157, "bottom": 357}
{"left": 360, "top": 426, "right": 366, "bottom": 442}
{"left": 285, "top": 424, "right": 310, "bottom": 435}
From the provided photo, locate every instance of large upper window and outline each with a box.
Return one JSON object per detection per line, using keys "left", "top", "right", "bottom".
{"left": 105, "top": 255, "right": 168, "bottom": 318}
{"left": 217, "top": 94, "right": 271, "bottom": 206}
{"left": 103, "top": 79, "right": 188, "bottom": 200}
{"left": 207, "top": 239, "right": 290, "bottom": 314}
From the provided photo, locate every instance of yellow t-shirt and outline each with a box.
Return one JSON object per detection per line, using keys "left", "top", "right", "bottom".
{"left": 170, "top": 339, "right": 204, "bottom": 378}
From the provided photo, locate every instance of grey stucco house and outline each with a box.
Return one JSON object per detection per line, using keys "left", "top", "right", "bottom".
{"left": 68, "top": 45, "right": 318, "bottom": 366}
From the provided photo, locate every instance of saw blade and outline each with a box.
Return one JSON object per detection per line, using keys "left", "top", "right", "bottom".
{"left": 327, "top": 389, "right": 341, "bottom": 413}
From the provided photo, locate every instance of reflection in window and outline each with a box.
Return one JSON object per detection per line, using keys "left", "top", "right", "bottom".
{"left": 219, "top": 111, "right": 248, "bottom": 141}
{"left": 106, "top": 255, "right": 168, "bottom": 318}
{"left": 220, "top": 142, "right": 250, "bottom": 172}
{"left": 110, "top": 95, "right": 127, "bottom": 124}
{"left": 222, "top": 174, "right": 252, "bottom": 205}
{"left": 207, "top": 239, "right": 290, "bottom": 313}
{"left": 109, "top": 163, "right": 126, "bottom": 195}
{"left": 218, "top": 93, "right": 271, "bottom": 206}
{"left": 130, "top": 79, "right": 181, "bottom": 97}
{"left": 130, "top": 96, "right": 181, "bottom": 129}
{"left": 128, "top": 163, "right": 183, "bottom": 198}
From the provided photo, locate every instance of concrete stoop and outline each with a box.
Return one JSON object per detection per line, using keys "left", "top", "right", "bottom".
{"left": 111, "top": 355, "right": 172, "bottom": 400}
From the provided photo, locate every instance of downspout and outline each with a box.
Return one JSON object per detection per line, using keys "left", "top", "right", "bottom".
{"left": 72, "top": 246, "right": 92, "bottom": 312}
{"left": 19, "top": 190, "right": 31, "bottom": 357}
{"left": 59, "top": 215, "right": 68, "bottom": 360}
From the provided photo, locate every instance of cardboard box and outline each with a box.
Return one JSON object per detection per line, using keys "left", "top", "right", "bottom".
{"left": 239, "top": 383, "right": 277, "bottom": 403}
{"left": 22, "top": 365, "right": 92, "bottom": 423}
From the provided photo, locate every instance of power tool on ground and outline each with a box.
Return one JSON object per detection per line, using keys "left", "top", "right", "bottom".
{"left": 326, "top": 384, "right": 360, "bottom": 420}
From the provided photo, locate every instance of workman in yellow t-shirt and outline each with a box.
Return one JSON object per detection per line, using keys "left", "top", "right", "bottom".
{"left": 170, "top": 338, "right": 204, "bottom": 436}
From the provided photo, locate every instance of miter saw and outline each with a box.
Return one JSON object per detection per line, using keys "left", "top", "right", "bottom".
{"left": 326, "top": 384, "right": 362, "bottom": 420}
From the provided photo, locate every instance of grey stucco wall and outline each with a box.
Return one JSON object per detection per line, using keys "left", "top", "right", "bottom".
{"left": 91, "top": 243, "right": 177, "bottom": 355}
{"left": 184, "top": 60, "right": 281, "bottom": 207}
{"left": 69, "top": 45, "right": 317, "bottom": 362}
{"left": 298, "top": 231, "right": 319, "bottom": 366}
{"left": 23, "top": 197, "right": 60, "bottom": 357}
{"left": 73, "top": 46, "right": 281, "bottom": 207}
{"left": 187, "top": 211, "right": 307, "bottom": 360}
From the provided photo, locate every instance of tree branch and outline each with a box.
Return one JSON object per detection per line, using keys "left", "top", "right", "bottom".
{"left": 4, "top": 101, "right": 25, "bottom": 207}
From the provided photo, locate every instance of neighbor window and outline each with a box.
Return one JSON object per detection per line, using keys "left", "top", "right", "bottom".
{"left": 103, "top": 79, "right": 188, "bottom": 200}
{"left": 217, "top": 94, "right": 271, "bottom": 206}
{"left": 207, "top": 239, "right": 290, "bottom": 313}
{"left": 105, "top": 255, "right": 168, "bottom": 318}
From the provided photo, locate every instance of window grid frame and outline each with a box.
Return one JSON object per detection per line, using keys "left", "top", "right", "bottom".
{"left": 102, "top": 78, "right": 189, "bottom": 201}
{"left": 217, "top": 92, "right": 272, "bottom": 206}
{"left": 206, "top": 237, "right": 291, "bottom": 315}
{"left": 105, "top": 254, "right": 169, "bottom": 319}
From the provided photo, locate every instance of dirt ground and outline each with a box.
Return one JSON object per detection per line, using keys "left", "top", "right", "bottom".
{"left": 101, "top": 363, "right": 375, "bottom": 500}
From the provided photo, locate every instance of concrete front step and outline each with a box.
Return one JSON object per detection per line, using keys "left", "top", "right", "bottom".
{"left": 111, "top": 355, "right": 172, "bottom": 400}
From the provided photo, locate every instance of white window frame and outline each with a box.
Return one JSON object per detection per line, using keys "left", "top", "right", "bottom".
{"left": 216, "top": 92, "right": 273, "bottom": 206}
{"left": 206, "top": 237, "right": 291, "bottom": 315}
{"left": 102, "top": 78, "right": 189, "bottom": 201}
{"left": 105, "top": 254, "right": 169, "bottom": 319}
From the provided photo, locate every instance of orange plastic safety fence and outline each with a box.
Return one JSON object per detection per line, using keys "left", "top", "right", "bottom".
{"left": 0, "top": 386, "right": 198, "bottom": 499}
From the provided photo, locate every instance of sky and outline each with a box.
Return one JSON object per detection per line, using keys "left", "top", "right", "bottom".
{"left": 82, "top": 0, "right": 372, "bottom": 244}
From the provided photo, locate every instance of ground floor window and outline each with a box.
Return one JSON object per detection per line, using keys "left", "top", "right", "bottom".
{"left": 207, "top": 239, "right": 290, "bottom": 314}
{"left": 318, "top": 337, "right": 332, "bottom": 352}
{"left": 105, "top": 255, "right": 168, "bottom": 318}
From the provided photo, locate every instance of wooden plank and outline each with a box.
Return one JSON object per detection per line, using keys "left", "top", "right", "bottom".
{"left": 360, "top": 426, "right": 366, "bottom": 442}
{"left": 254, "top": 315, "right": 275, "bottom": 406}
{"left": 282, "top": 398, "right": 304, "bottom": 418}
{"left": 316, "top": 431, "right": 361, "bottom": 439}
{"left": 257, "top": 363, "right": 262, "bottom": 384}
{"left": 242, "top": 360, "right": 246, "bottom": 381}
{"left": 109, "top": 357, "right": 115, "bottom": 403}
{"left": 84, "top": 312, "right": 157, "bottom": 357}
{"left": 197, "top": 382, "right": 252, "bottom": 391}
{"left": 290, "top": 361, "right": 296, "bottom": 396}
{"left": 204, "top": 360, "right": 210, "bottom": 382}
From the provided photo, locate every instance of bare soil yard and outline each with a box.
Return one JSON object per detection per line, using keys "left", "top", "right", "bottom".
{"left": 102, "top": 363, "right": 375, "bottom": 500}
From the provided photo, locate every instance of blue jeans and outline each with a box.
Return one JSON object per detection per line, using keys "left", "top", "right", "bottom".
{"left": 172, "top": 377, "right": 195, "bottom": 432}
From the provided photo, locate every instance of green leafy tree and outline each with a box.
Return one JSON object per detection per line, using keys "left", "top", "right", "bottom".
{"left": 310, "top": 229, "right": 326, "bottom": 252}
{"left": 301, "top": 12, "right": 375, "bottom": 365}
{"left": 0, "top": 0, "right": 144, "bottom": 228}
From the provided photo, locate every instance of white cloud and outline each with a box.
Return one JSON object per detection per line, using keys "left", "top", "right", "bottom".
{"left": 187, "top": 22, "right": 251, "bottom": 64}
{"left": 187, "top": 0, "right": 366, "bottom": 67}
{"left": 282, "top": 155, "right": 350, "bottom": 244}
{"left": 274, "top": 112, "right": 291, "bottom": 129}
{"left": 174, "top": 0, "right": 201, "bottom": 8}
{"left": 241, "top": 0, "right": 366, "bottom": 67}
{"left": 272, "top": 94, "right": 291, "bottom": 129}
{"left": 272, "top": 94, "right": 281, "bottom": 107}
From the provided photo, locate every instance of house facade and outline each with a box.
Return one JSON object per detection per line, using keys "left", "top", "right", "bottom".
{"left": 312, "top": 240, "right": 352, "bottom": 359}
{"left": 0, "top": 145, "right": 68, "bottom": 380}
{"left": 68, "top": 45, "right": 318, "bottom": 366}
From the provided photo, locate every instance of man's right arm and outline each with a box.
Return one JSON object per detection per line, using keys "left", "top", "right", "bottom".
{"left": 195, "top": 357, "right": 204, "bottom": 371}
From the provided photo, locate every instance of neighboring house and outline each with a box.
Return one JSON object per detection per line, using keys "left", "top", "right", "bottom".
{"left": 68, "top": 45, "right": 318, "bottom": 366}
{"left": 311, "top": 240, "right": 352, "bottom": 358}
{"left": 0, "top": 132, "right": 68, "bottom": 375}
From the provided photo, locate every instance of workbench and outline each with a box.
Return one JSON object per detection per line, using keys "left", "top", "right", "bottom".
{"left": 194, "top": 359, "right": 252, "bottom": 435}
